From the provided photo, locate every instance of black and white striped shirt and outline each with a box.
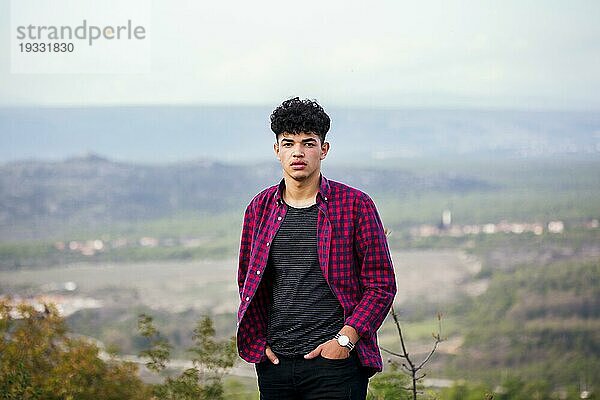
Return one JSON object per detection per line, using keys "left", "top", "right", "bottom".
{"left": 266, "top": 203, "right": 345, "bottom": 356}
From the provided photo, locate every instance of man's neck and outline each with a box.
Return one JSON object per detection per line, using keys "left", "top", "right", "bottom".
{"left": 282, "top": 174, "right": 320, "bottom": 208}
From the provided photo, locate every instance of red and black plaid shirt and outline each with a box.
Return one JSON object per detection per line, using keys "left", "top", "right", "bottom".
{"left": 236, "top": 175, "right": 396, "bottom": 372}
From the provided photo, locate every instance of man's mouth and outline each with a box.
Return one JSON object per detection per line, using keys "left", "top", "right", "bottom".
{"left": 290, "top": 162, "right": 306, "bottom": 169}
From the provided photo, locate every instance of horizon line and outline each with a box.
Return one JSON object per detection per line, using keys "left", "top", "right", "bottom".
{"left": 1, "top": 102, "right": 599, "bottom": 114}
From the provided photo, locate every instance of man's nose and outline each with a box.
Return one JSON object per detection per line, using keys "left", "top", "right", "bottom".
{"left": 292, "top": 145, "right": 304, "bottom": 156}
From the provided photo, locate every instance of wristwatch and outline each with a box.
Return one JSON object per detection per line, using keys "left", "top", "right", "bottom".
{"left": 334, "top": 333, "right": 355, "bottom": 351}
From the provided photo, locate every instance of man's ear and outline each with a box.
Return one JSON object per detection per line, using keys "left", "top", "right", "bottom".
{"left": 274, "top": 142, "right": 280, "bottom": 160}
{"left": 320, "top": 141, "right": 330, "bottom": 160}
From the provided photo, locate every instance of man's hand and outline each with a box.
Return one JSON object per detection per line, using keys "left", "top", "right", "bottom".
{"left": 304, "top": 325, "right": 359, "bottom": 360}
{"left": 304, "top": 339, "right": 350, "bottom": 360}
{"left": 265, "top": 345, "right": 279, "bottom": 364}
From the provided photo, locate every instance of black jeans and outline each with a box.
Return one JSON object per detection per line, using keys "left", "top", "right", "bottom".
{"left": 255, "top": 352, "right": 369, "bottom": 400}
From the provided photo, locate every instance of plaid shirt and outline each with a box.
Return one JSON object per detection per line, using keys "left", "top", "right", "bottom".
{"left": 236, "top": 175, "right": 396, "bottom": 372}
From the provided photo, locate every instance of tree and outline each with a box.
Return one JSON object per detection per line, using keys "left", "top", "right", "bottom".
{"left": 0, "top": 300, "right": 148, "bottom": 400}
{"left": 439, "top": 381, "right": 493, "bottom": 400}
{"left": 0, "top": 300, "right": 238, "bottom": 400}
{"left": 367, "top": 362, "right": 413, "bottom": 400}
{"left": 137, "top": 313, "right": 237, "bottom": 400}
{"left": 378, "top": 307, "right": 445, "bottom": 400}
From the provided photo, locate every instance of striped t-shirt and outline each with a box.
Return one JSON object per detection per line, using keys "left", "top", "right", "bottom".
{"left": 265, "top": 203, "right": 345, "bottom": 356}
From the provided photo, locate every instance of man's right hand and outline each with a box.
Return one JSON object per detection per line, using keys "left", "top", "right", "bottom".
{"left": 265, "top": 346, "right": 279, "bottom": 364}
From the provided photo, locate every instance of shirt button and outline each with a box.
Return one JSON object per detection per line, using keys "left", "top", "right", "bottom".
{"left": 245, "top": 296, "right": 250, "bottom": 301}
{"left": 324, "top": 197, "right": 328, "bottom": 201}
{"left": 277, "top": 216, "right": 282, "bottom": 221}
{"left": 267, "top": 242, "right": 270, "bottom": 246}
{"left": 256, "top": 270, "right": 261, "bottom": 275}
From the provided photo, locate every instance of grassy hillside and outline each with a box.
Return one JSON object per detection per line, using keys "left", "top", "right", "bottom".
{"left": 2, "top": 157, "right": 599, "bottom": 269}
{"left": 451, "top": 259, "right": 599, "bottom": 387}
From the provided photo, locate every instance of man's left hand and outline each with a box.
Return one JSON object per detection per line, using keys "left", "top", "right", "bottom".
{"left": 304, "top": 339, "right": 350, "bottom": 360}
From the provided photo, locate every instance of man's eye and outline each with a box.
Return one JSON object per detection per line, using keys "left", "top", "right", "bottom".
{"left": 305, "top": 143, "right": 315, "bottom": 147}
{"left": 282, "top": 143, "right": 292, "bottom": 147}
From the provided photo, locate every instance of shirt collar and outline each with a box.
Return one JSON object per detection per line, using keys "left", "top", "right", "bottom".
{"left": 274, "top": 174, "right": 331, "bottom": 205}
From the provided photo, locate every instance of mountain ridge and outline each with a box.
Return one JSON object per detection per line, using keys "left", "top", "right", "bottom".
{"left": 0, "top": 154, "right": 491, "bottom": 240}
{"left": 2, "top": 106, "right": 598, "bottom": 163}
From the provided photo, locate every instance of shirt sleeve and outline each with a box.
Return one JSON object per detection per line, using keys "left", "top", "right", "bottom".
{"left": 238, "top": 203, "right": 255, "bottom": 299}
{"left": 345, "top": 194, "right": 397, "bottom": 339}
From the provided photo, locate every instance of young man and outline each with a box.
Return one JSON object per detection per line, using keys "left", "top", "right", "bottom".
{"left": 237, "top": 97, "right": 396, "bottom": 399}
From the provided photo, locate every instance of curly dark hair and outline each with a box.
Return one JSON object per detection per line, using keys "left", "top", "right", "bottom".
{"left": 270, "top": 97, "right": 330, "bottom": 143}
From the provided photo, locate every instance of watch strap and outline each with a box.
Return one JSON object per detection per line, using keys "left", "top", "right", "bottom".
{"left": 334, "top": 333, "right": 355, "bottom": 351}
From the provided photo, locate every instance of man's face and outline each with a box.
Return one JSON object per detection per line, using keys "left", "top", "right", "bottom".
{"left": 274, "top": 132, "right": 329, "bottom": 183}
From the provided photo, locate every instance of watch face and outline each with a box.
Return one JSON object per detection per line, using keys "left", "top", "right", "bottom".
{"left": 337, "top": 335, "right": 350, "bottom": 346}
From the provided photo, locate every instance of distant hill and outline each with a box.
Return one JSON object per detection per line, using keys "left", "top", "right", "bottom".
{"left": 454, "top": 259, "right": 600, "bottom": 386}
{"left": 1, "top": 106, "right": 599, "bottom": 163}
{"left": 0, "top": 154, "right": 490, "bottom": 240}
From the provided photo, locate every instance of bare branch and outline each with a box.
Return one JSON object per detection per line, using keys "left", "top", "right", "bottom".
{"left": 380, "top": 346, "right": 406, "bottom": 358}
{"left": 416, "top": 337, "right": 442, "bottom": 371}
{"left": 381, "top": 306, "right": 444, "bottom": 400}
{"left": 390, "top": 307, "right": 415, "bottom": 371}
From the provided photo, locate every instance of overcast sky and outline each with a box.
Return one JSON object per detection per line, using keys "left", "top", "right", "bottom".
{"left": 1, "top": 0, "right": 599, "bottom": 110}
